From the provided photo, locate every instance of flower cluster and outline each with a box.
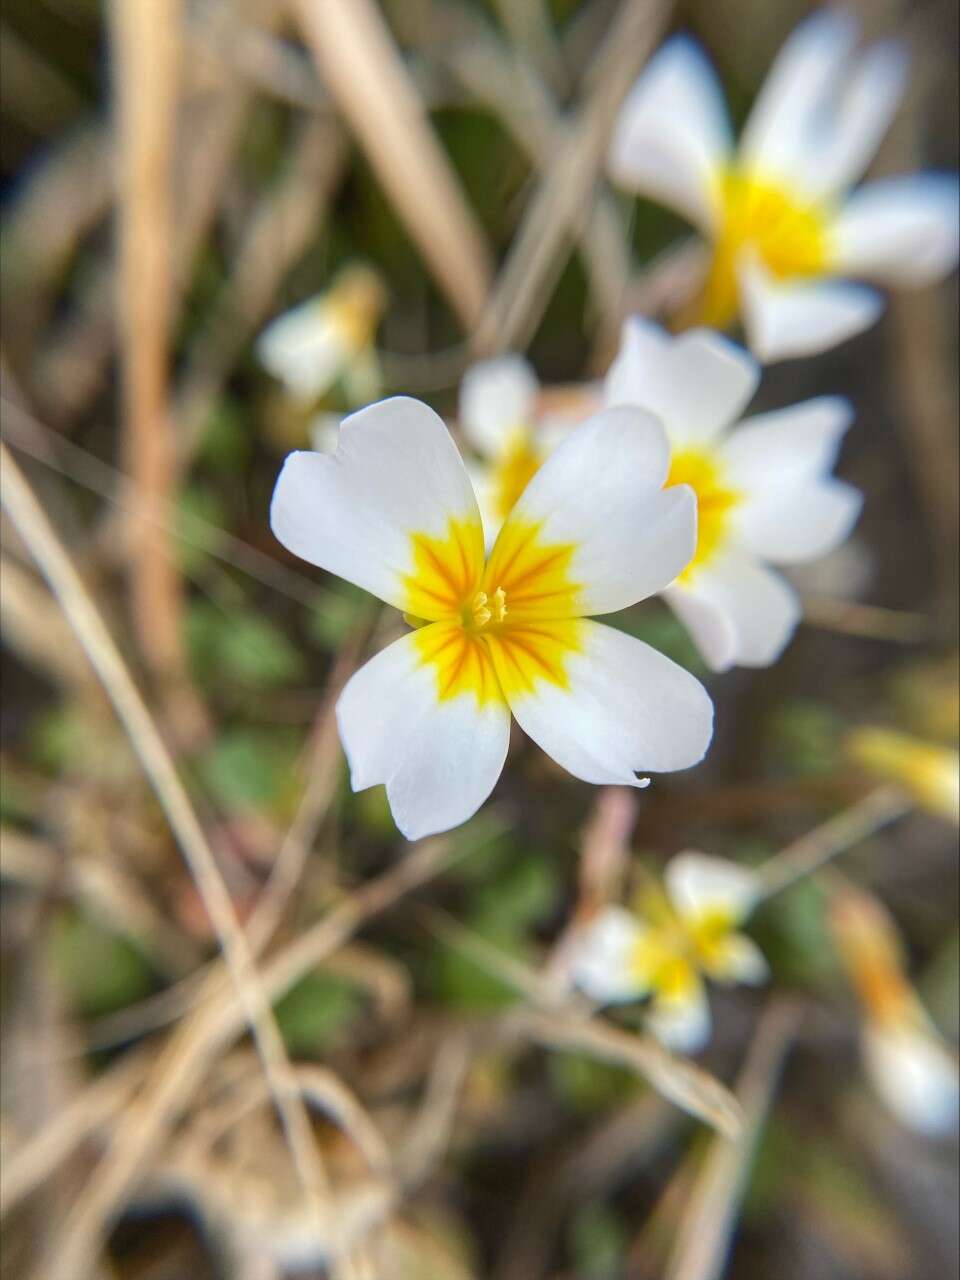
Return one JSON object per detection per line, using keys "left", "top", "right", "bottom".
{"left": 263, "top": 8, "right": 958, "bottom": 1102}
{"left": 570, "top": 853, "right": 767, "bottom": 1052}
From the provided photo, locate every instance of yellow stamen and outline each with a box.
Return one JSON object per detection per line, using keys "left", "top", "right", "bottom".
{"left": 404, "top": 515, "right": 582, "bottom": 706}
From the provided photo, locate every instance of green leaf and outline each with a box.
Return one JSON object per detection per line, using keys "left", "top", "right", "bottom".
{"left": 307, "top": 584, "right": 370, "bottom": 651}
{"left": 198, "top": 728, "right": 300, "bottom": 815}
{"left": 568, "top": 1201, "right": 628, "bottom": 1278}
{"left": 197, "top": 398, "right": 253, "bottom": 473}
{"left": 274, "top": 972, "right": 364, "bottom": 1055}
{"left": 187, "top": 602, "right": 305, "bottom": 687}
{"left": 50, "top": 909, "right": 155, "bottom": 1017}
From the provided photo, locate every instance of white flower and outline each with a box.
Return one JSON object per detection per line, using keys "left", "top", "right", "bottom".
{"left": 608, "top": 12, "right": 960, "bottom": 360}
{"left": 257, "top": 265, "right": 385, "bottom": 405}
{"left": 606, "top": 318, "right": 862, "bottom": 671}
{"left": 570, "top": 852, "right": 768, "bottom": 1053}
{"left": 459, "top": 356, "right": 593, "bottom": 548}
{"left": 831, "top": 888, "right": 959, "bottom": 1137}
{"left": 271, "top": 397, "right": 713, "bottom": 839}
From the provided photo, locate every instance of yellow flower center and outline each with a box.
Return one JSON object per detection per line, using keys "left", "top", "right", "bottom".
{"left": 491, "top": 431, "right": 542, "bottom": 522}
{"left": 403, "top": 515, "right": 583, "bottom": 706}
{"left": 628, "top": 886, "right": 742, "bottom": 997}
{"left": 699, "top": 169, "right": 831, "bottom": 328}
{"left": 666, "top": 448, "right": 741, "bottom": 579}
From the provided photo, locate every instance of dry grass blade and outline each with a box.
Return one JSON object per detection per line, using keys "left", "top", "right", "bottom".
{"left": 755, "top": 786, "right": 912, "bottom": 901}
{"left": 473, "top": 0, "right": 673, "bottom": 353}
{"left": 0, "top": 555, "right": 96, "bottom": 691}
{"left": 510, "top": 1008, "right": 743, "bottom": 1139}
{"left": 0, "top": 445, "right": 331, "bottom": 1278}
{"left": 295, "top": 0, "right": 492, "bottom": 329}
{"left": 0, "top": 829, "right": 201, "bottom": 979}
{"left": 109, "top": 0, "right": 189, "bottom": 695}
{"left": 0, "top": 829, "right": 482, "bottom": 1260}
{"left": 664, "top": 1000, "right": 802, "bottom": 1280}
{"left": 435, "top": 25, "right": 630, "bottom": 340}
{"left": 420, "top": 908, "right": 741, "bottom": 1136}
{"left": 176, "top": 115, "right": 347, "bottom": 456}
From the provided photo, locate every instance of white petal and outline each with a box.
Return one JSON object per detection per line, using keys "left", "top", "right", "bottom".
{"left": 465, "top": 459, "right": 502, "bottom": 551}
{"left": 603, "top": 316, "right": 671, "bottom": 408}
{"left": 833, "top": 175, "right": 960, "bottom": 286}
{"left": 740, "top": 10, "right": 858, "bottom": 186}
{"left": 740, "top": 255, "right": 884, "bottom": 361}
{"left": 809, "top": 41, "right": 907, "bottom": 197}
{"left": 665, "top": 553, "right": 801, "bottom": 671}
{"left": 605, "top": 321, "right": 760, "bottom": 447}
{"left": 257, "top": 299, "right": 348, "bottom": 403}
{"left": 863, "top": 1021, "right": 960, "bottom": 1138}
{"left": 608, "top": 36, "right": 731, "bottom": 231}
{"left": 647, "top": 980, "right": 712, "bottom": 1053}
{"left": 498, "top": 620, "right": 713, "bottom": 787}
{"left": 720, "top": 397, "right": 854, "bottom": 489}
{"left": 665, "top": 851, "right": 760, "bottom": 925}
{"left": 663, "top": 586, "right": 739, "bottom": 673}
{"left": 336, "top": 629, "right": 509, "bottom": 840}
{"left": 271, "top": 397, "right": 482, "bottom": 614}
{"left": 569, "top": 907, "right": 650, "bottom": 1004}
{"left": 735, "top": 477, "right": 863, "bottom": 565}
{"left": 497, "top": 406, "right": 697, "bottom": 615}
{"left": 707, "top": 933, "right": 770, "bottom": 986}
{"left": 459, "top": 355, "right": 538, "bottom": 458}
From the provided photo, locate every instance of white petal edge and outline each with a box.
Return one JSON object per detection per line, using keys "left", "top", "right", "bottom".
{"left": 720, "top": 397, "right": 854, "bottom": 490}
{"left": 862, "top": 1021, "right": 960, "bottom": 1138}
{"left": 569, "top": 907, "right": 650, "bottom": 1004}
{"left": 832, "top": 174, "right": 960, "bottom": 286}
{"left": 257, "top": 299, "right": 348, "bottom": 403}
{"left": 336, "top": 628, "right": 510, "bottom": 840}
{"left": 664, "top": 553, "right": 802, "bottom": 672}
{"left": 665, "top": 851, "right": 760, "bottom": 925}
{"left": 271, "top": 396, "right": 482, "bottom": 614}
{"left": 459, "top": 355, "right": 539, "bottom": 458}
{"left": 739, "top": 255, "right": 884, "bottom": 362}
{"left": 708, "top": 933, "right": 770, "bottom": 986}
{"left": 735, "top": 477, "right": 863, "bottom": 565}
{"left": 739, "top": 10, "right": 858, "bottom": 187}
{"left": 647, "top": 981, "right": 712, "bottom": 1053}
{"left": 605, "top": 320, "right": 760, "bottom": 447}
{"left": 808, "top": 41, "right": 908, "bottom": 197}
{"left": 502, "top": 620, "right": 713, "bottom": 787}
{"left": 501, "top": 406, "right": 698, "bottom": 615}
{"left": 608, "top": 36, "right": 732, "bottom": 231}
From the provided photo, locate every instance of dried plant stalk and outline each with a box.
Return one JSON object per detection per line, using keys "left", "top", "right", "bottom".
{"left": 108, "top": 0, "right": 187, "bottom": 691}
{"left": 665, "top": 1001, "right": 801, "bottom": 1280}
{"left": 0, "top": 445, "right": 331, "bottom": 1279}
{"left": 295, "top": 0, "right": 492, "bottom": 329}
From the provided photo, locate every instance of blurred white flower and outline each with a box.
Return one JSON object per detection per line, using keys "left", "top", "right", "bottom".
{"left": 845, "top": 728, "right": 960, "bottom": 823}
{"left": 830, "top": 887, "right": 959, "bottom": 1137}
{"left": 606, "top": 318, "right": 862, "bottom": 671}
{"left": 609, "top": 12, "right": 960, "bottom": 360}
{"left": 459, "top": 356, "right": 594, "bottom": 548}
{"left": 271, "top": 397, "right": 712, "bottom": 839}
{"left": 257, "top": 265, "right": 386, "bottom": 405}
{"left": 570, "top": 852, "right": 768, "bottom": 1053}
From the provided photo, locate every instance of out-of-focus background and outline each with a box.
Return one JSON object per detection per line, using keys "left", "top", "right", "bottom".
{"left": 1, "top": 2, "right": 957, "bottom": 1278}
